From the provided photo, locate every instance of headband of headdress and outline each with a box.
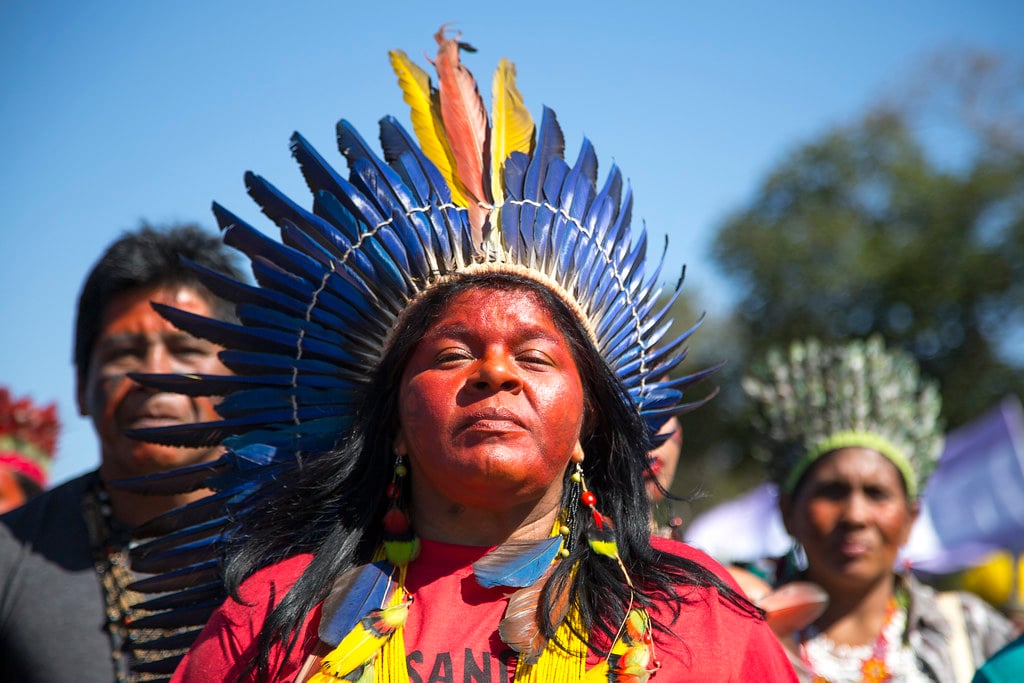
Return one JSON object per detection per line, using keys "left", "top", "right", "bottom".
{"left": 0, "top": 387, "right": 59, "bottom": 487}
{"left": 123, "top": 30, "right": 711, "bottom": 670}
{"left": 742, "top": 335, "right": 943, "bottom": 498}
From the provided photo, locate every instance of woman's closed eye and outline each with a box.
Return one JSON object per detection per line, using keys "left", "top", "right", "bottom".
{"left": 516, "top": 349, "right": 556, "bottom": 368}
{"left": 433, "top": 348, "right": 474, "bottom": 365}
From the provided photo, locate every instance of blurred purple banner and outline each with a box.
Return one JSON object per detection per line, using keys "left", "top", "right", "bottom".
{"left": 904, "top": 395, "right": 1024, "bottom": 573}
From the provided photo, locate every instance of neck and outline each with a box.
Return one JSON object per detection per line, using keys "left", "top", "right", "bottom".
{"left": 809, "top": 571, "right": 898, "bottom": 646}
{"left": 411, "top": 486, "right": 563, "bottom": 547}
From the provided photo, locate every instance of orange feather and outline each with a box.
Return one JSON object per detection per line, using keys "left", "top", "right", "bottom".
{"left": 431, "top": 26, "right": 490, "bottom": 242}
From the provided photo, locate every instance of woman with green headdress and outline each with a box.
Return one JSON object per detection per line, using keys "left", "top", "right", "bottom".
{"left": 744, "top": 335, "right": 1014, "bottom": 682}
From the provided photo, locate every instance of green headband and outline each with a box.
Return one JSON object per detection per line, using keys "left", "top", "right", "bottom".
{"left": 783, "top": 429, "right": 919, "bottom": 498}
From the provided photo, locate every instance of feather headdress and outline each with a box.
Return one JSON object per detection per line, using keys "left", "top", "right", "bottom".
{"left": 0, "top": 387, "right": 59, "bottom": 487}
{"left": 742, "top": 335, "right": 943, "bottom": 498}
{"left": 122, "top": 28, "right": 708, "bottom": 678}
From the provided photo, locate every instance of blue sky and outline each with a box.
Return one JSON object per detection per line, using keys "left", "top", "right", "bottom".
{"left": 2, "top": 1, "right": 1021, "bottom": 486}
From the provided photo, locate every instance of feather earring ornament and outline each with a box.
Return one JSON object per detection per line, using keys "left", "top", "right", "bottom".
{"left": 574, "top": 463, "right": 626, "bottom": 575}
{"left": 473, "top": 535, "right": 564, "bottom": 589}
{"left": 307, "top": 595, "right": 414, "bottom": 683}
{"left": 498, "top": 566, "right": 573, "bottom": 665}
{"left": 573, "top": 463, "right": 660, "bottom": 681}
{"left": 582, "top": 609, "right": 660, "bottom": 683}
{"left": 317, "top": 561, "right": 395, "bottom": 646}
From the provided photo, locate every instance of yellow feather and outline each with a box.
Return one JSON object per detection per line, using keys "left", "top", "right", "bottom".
{"left": 489, "top": 58, "right": 534, "bottom": 206}
{"left": 582, "top": 660, "right": 610, "bottom": 682}
{"left": 317, "top": 599, "right": 412, "bottom": 679}
{"left": 388, "top": 50, "right": 469, "bottom": 207}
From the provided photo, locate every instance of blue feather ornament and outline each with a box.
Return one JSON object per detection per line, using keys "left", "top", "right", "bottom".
{"left": 319, "top": 561, "right": 395, "bottom": 646}
{"left": 472, "top": 535, "right": 563, "bottom": 588}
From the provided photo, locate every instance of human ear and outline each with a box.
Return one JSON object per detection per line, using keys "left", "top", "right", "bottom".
{"left": 393, "top": 430, "right": 408, "bottom": 456}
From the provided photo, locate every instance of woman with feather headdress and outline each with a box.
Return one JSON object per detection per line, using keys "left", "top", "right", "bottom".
{"left": 744, "top": 336, "right": 1014, "bottom": 682}
{"left": 128, "top": 28, "right": 797, "bottom": 682}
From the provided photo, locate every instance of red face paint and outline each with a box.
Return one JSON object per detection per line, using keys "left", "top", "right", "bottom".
{"left": 77, "top": 286, "right": 228, "bottom": 480}
{"left": 397, "top": 288, "right": 585, "bottom": 513}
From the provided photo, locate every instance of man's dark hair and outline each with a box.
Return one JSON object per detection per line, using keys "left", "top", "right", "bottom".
{"left": 74, "top": 223, "right": 244, "bottom": 383}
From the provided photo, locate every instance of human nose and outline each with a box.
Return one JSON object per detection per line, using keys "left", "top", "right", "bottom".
{"left": 139, "top": 344, "right": 175, "bottom": 375}
{"left": 471, "top": 351, "right": 523, "bottom": 393}
{"left": 840, "top": 491, "right": 870, "bottom": 525}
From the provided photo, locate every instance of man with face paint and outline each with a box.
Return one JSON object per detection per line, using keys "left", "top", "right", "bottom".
{"left": 0, "top": 224, "right": 244, "bottom": 683}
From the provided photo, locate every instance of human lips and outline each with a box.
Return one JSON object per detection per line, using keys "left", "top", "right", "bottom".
{"left": 119, "top": 397, "right": 195, "bottom": 431}
{"left": 457, "top": 406, "right": 525, "bottom": 433}
{"left": 836, "top": 536, "right": 872, "bottom": 558}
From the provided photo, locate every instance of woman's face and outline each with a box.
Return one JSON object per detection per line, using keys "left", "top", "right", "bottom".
{"left": 782, "top": 447, "right": 918, "bottom": 593}
{"left": 396, "top": 287, "right": 585, "bottom": 511}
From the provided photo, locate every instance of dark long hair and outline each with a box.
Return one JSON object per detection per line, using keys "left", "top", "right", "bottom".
{"left": 224, "top": 272, "right": 757, "bottom": 680}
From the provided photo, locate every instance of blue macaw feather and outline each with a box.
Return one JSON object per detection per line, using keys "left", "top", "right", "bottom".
{"left": 217, "top": 349, "right": 339, "bottom": 377}
{"left": 574, "top": 137, "right": 598, "bottom": 189}
{"left": 278, "top": 219, "right": 345, "bottom": 272}
{"left": 234, "top": 303, "right": 348, "bottom": 354}
{"left": 153, "top": 303, "right": 321, "bottom": 360}
{"left": 502, "top": 150, "right": 529, "bottom": 200}
{"left": 339, "top": 121, "right": 422, "bottom": 217}
{"left": 559, "top": 139, "right": 596, "bottom": 223}
{"left": 524, "top": 108, "right": 565, "bottom": 202}
{"left": 211, "top": 204, "right": 275, "bottom": 257}
{"left": 245, "top": 171, "right": 334, "bottom": 238}
{"left": 221, "top": 421, "right": 349, "bottom": 455}
{"left": 310, "top": 189, "right": 364, "bottom": 249}
{"left": 131, "top": 534, "right": 222, "bottom": 574}
{"left": 128, "top": 627, "right": 207, "bottom": 653}
{"left": 128, "top": 560, "right": 220, "bottom": 595}
{"left": 290, "top": 131, "right": 349, "bottom": 199}
{"left": 114, "top": 451, "right": 230, "bottom": 496}
{"left": 554, "top": 218, "right": 580, "bottom": 282}
{"left": 125, "top": 406, "right": 327, "bottom": 448}
{"left": 128, "top": 601, "right": 222, "bottom": 631}
{"left": 131, "top": 518, "right": 224, "bottom": 560}
{"left": 126, "top": 371, "right": 284, "bottom": 396}
{"left": 319, "top": 561, "right": 395, "bottom": 646}
{"left": 132, "top": 583, "right": 225, "bottom": 613}
{"left": 249, "top": 257, "right": 318, "bottom": 304}
{"left": 472, "top": 536, "right": 562, "bottom": 589}
{"left": 382, "top": 205, "right": 433, "bottom": 279}
{"left": 541, "top": 157, "right": 569, "bottom": 206}
{"left": 605, "top": 185, "right": 634, "bottom": 258}
{"left": 378, "top": 116, "right": 452, "bottom": 202}
{"left": 217, "top": 387, "right": 351, "bottom": 419}
{"left": 186, "top": 258, "right": 312, "bottom": 323}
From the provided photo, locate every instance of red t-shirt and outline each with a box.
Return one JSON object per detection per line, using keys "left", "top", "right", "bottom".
{"left": 174, "top": 537, "right": 797, "bottom": 682}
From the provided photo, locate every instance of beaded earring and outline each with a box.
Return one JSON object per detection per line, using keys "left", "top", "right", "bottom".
{"left": 571, "top": 460, "right": 662, "bottom": 681}
{"left": 382, "top": 452, "right": 419, "bottom": 566}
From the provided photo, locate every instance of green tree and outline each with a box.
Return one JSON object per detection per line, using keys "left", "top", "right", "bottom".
{"left": 709, "top": 48, "right": 1024, "bottom": 459}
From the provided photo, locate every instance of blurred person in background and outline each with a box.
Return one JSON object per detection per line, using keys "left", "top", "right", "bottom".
{"left": 0, "top": 386, "right": 59, "bottom": 514}
{"left": 744, "top": 336, "right": 1014, "bottom": 682}
{"left": 972, "top": 632, "right": 1024, "bottom": 682}
{"left": 0, "top": 224, "right": 244, "bottom": 682}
